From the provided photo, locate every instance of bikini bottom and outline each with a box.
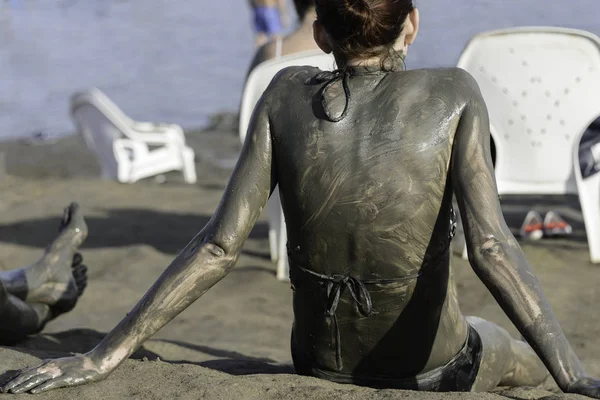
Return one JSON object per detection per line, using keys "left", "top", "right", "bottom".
{"left": 292, "top": 323, "right": 483, "bottom": 392}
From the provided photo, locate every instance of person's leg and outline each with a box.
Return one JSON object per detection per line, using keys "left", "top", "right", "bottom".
{"left": 263, "top": 6, "right": 283, "bottom": 42}
{"left": 255, "top": 33, "right": 269, "bottom": 48}
{"left": 0, "top": 280, "right": 49, "bottom": 344}
{"left": 0, "top": 203, "right": 88, "bottom": 306}
{"left": 0, "top": 258, "right": 87, "bottom": 345}
{"left": 467, "top": 316, "right": 550, "bottom": 392}
{"left": 253, "top": 7, "right": 269, "bottom": 48}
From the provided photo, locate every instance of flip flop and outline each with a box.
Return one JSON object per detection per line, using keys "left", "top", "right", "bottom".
{"left": 543, "top": 211, "right": 573, "bottom": 237}
{"left": 520, "top": 210, "right": 544, "bottom": 240}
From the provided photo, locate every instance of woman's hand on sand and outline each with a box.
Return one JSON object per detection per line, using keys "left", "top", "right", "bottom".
{"left": 1, "top": 353, "right": 109, "bottom": 394}
{"left": 567, "top": 377, "right": 600, "bottom": 398}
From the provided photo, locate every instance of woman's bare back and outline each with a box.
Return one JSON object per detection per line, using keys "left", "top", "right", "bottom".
{"left": 264, "top": 66, "right": 473, "bottom": 378}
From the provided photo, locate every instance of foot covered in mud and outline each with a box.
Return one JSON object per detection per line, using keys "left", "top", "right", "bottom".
{"left": 48, "top": 253, "right": 88, "bottom": 319}
{"left": 58, "top": 202, "right": 88, "bottom": 245}
{"left": 24, "top": 203, "right": 89, "bottom": 317}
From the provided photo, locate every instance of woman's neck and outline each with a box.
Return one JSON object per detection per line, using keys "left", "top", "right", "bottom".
{"left": 343, "top": 48, "right": 406, "bottom": 71}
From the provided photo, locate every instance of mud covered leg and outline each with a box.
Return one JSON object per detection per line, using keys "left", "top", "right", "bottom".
{"left": 0, "top": 203, "right": 88, "bottom": 308}
{"left": 0, "top": 281, "right": 50, "bottom": 344}
{"left": 468, "top": 316, "right": 549, "bottom": 392}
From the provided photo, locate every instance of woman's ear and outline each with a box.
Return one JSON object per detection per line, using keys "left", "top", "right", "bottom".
{"left": 405, "top": 8, "right": 420, "bottom": 46}
{"left": 313, "top": 20, "right": 333, "bottom": 54}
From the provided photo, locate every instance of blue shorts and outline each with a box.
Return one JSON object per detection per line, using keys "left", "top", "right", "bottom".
{"left": 253, "top": 6, "right": 282, "bottom": 35}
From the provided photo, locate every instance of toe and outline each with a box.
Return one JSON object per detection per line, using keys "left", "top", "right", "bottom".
{"left": 72, "top": 253, "right": 83, "bottom": 267}
{"left": 73, "top": 264, "right": 88, "bottom": 296}
{"left": 60, "top": 204, "right": 75, "bottom": 230}
{"left": 75, "top": 275, "right": 87, "bottom": 289}
{"left": 68, "top": 202, "right": 80, "bottom": 215}
{"left": 77, "top": 282, "right": 87, "bottom": 296}
{"left": 73, "top": 264, "right": 88, "bottom": 279}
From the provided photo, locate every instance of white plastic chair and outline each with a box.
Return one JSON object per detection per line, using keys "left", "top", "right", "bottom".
{"left": 240, "top": 50, "right": 337, "bottom": 280}
{"left": 456, "top": 27, "right": 600, "bottom": 263}
{"left": 71, "top": 89, "right": 197, "bottom": 184}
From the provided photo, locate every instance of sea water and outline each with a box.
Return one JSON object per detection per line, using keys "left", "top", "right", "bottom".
{"left": 0, "top": 0, "right": 599, "bottom": 140}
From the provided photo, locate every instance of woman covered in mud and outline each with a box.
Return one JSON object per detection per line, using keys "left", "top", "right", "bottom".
{"left": 4, "top": 0, "right": 600, "bottom": 396}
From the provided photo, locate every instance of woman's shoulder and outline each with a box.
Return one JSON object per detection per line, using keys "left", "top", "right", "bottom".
{"left": 399, "top": 67, "right": 477, "bottom": 86}
{"left": 397, "top": 67, "right": 483, "bottom": 102}
{"left": 259, "top": 65, "right": 323, "bottom": 104}
{"left": 267, "top": 65, "right": 324, "bottom": 87}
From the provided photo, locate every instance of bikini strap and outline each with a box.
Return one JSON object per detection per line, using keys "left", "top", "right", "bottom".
{"left": 314, "top": 51, "right": 407, "bottom": 123}
{"left": 296, "top": 266, "right": 374, "bottom": 370}
{"left": 314, "top": 68, "right": 353, "bottom": 123}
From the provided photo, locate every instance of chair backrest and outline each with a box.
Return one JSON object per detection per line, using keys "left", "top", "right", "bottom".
{"left": 239, "top": 50, "right": 337, "bottom": 143}
{"left": 458, "top": 27, "right": 600, "bottom": 195}
{"left": 82, "top": 88, "right": 135, "bottom": 125}
{"left": 71, "top": 91, "right": 130, "bottom": 178}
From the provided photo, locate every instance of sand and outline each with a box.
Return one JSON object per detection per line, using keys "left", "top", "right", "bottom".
{"left": 0, "top": 128, "right": 598, "bottom": 399}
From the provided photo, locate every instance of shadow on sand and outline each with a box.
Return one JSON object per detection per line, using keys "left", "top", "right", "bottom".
{"left": 0, "top": 328, "right": 293, "bottom": 387}
{"left": 0, "top": 209, "right": 269, "bottom": 255}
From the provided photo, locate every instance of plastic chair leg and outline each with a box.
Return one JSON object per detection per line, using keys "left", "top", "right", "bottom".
{"left": 450, "top": 208, "right": 469, "bottom": 260}
{"left": 268, "top": 190, "right": 282, "bottom": 262}
{"left": 578, "top": 173, "right": 600, "bottom": 263}
{"left": 276, "top": 208, "right": 289, "bottom": 281}
{"left": 181, "top": 148, "right": 197, "bottom": 184}
{"left": 113, "top": 150, "right": 132, "bottom": 183}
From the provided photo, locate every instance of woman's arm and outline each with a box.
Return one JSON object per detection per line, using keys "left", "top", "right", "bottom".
{"left": 2, "top": 89, "right": 278, "bottom": 394}
{"left": 450, "top": 69, "right": 597, "bottom": 395}
{"left": 89, "top": 89, "right": 278, "bottom": 369}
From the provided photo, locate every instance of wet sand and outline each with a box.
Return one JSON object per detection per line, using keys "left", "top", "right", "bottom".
{"left": 0, "top": 129, "right": 599, "bottom": 399}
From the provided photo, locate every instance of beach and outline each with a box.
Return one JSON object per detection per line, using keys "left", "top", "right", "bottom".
{"left": 1, "top": 0, "right": 600, "bottom": 398}
{"left": 0, "top": 126, "right": 599, "bottom": 399}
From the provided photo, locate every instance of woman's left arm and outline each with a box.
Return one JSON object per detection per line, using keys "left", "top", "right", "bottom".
{"left": 2, "top": 89, "right": 277, "bottom": 394}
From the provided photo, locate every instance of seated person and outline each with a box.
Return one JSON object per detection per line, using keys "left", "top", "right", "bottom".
{"left": 580, "top": 117, "right": 600, "bottom": 178}
{"left": 247, "top": 0, "right": 318, "bottom": 74}
{"left": 0, "top": 203, "right": 88, "bottom": 344}
{"left": 4, "top": 1, "right": 600, "bottom": 398}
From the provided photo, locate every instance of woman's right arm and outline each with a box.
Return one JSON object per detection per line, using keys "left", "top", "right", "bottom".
{"left": 450, "top": 69, "right": 600, "bottom": 397}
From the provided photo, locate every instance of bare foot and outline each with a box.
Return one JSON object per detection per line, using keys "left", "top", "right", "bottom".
{"left": 58, "top": 202, "right": 88, "bottom": 246}
{"left": 24, "top": 203, "right": 88, "bottom": 311}
{"left": 49, "top": 253, "right": 88, "bottom": 319}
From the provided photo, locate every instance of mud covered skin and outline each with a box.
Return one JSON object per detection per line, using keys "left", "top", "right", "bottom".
{"left": 0, "top": 203, "right": 88, "bottom": 344}
{"left": 3, "top": 66, "right": 599, "bottom": 397}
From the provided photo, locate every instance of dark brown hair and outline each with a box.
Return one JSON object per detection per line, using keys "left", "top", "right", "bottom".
{"left": 293, "top": 0, "right": 315, "bottom": 21}
{"left": 314, "top": 0, "right": 414, "bottom": 67}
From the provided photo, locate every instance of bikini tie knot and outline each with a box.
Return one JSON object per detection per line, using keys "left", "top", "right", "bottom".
{"left": 324, "top": 274, "right": 374, "bottom": 318}
{"left": 296, "top": 266, "right": 375, "bottom": 371}
{"left": 314, "top": 68, "right": 354, "bottom": 123}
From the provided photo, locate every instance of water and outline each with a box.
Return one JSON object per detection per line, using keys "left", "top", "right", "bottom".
{"left": 1, "top": 0, "right": 599, "bottom": 140}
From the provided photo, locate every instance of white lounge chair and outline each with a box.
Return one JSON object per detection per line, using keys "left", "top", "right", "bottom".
{"left": 240, "top": 51, "right": 337, "bottom": 280}
{"left": 456, "top": 27, "right": 600, "bottom": 263}
{"left": 71, "top": 88, "right": 197, "bottom": 184}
